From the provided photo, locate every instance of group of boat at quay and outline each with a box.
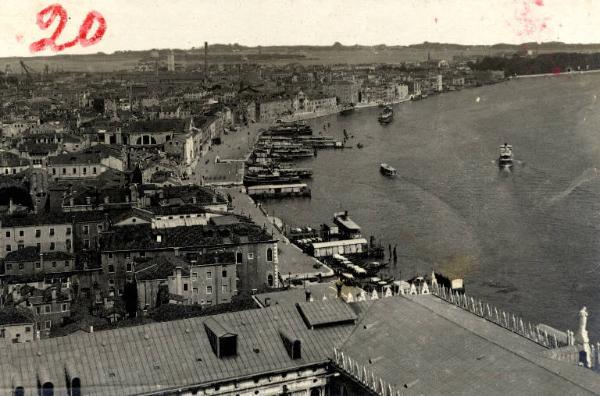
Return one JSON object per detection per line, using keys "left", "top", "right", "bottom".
{"left": 243, "top": 120, "right": 356, "bottom": 199}
{"left": 285, "top": 211, "right": 465, "bottom": 293}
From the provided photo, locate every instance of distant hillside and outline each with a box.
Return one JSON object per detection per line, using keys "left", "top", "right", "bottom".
{"left": 4, "top": 41, "right": 600, "bottom": 72}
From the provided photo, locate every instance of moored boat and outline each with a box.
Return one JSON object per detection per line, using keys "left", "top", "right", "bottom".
{"left": 380, "top": 163, "right": 397, "bottom": 176}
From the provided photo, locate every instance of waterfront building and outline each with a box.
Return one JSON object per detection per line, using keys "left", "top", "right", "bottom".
{"left": 99, "top": 221, "right": 279, "bottom": 295}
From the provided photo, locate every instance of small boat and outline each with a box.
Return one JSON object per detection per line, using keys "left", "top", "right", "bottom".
{"left": 378, "top": 106, "right": 393, "bottom": 124}
{"left": 380, "top": 163, "right": 397, "bottom": 176}
{"left": 357, "top": 143, "right": 364, "bottom": 149}
{"left": 340, "top": 104, "right": 355, "bottom": 115}
{"left": 498, "top": 143, "right": 513, "bottom": 170}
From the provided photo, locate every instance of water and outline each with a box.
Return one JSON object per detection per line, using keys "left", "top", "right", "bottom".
{"left": 262, "top": 73, "right": 600, "bottom": 338}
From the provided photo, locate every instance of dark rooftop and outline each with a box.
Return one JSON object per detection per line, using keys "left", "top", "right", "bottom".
{"left": 5, "top": 247, "right": 73, "bottom": 263}
{"left": 0, "top": 307, "right": 35, "bottom": 326}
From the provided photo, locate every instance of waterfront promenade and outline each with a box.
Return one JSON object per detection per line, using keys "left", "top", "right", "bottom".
{"left": 223, "top": 186, "right": 334, "bottom": 282}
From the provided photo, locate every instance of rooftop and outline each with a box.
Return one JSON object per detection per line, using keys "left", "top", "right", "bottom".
{"left": 4, "top": 247, "right": 73, "bottom": 263}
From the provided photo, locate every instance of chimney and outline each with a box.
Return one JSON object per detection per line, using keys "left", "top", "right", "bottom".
{"left": 336, "top": 282, "right": 343, "bottom": 298}
{"left": 156, "top": 234, "right": 162, "bottom": 243}
{"left": 175, "top": 266, "right": 183, "bottom": 295}
{"left": 51, "top": 289, "right": 57, "bottom": 301}
{"left": 204, "top": 41, "right": 208, "bottom": 78}
{"left": 8, "top": 198, "right": 15, "bottom": 214}
{"left": 89, "top": 325, "right": 94, "bottom": 333}
{"left": 305, "top": 289, "right": 311, "bottom": 302}
{"left": 344, "top": 210, "right": 348, "bottom": 218}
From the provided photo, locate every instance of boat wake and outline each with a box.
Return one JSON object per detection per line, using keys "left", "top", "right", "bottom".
{"left": 546, "top": 167, "right": 599, "bottom": 205}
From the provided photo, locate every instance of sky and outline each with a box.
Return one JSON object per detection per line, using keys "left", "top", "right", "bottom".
{"left": 2, "top": 0, "right": 600, "bottom": 57}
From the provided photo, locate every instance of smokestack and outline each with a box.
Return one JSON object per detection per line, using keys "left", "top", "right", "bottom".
{"left": 305, "top": 289, "right": 311, "bottom": 302}
{"left": 204, "top": 41, "right": 208, "bottom": 79}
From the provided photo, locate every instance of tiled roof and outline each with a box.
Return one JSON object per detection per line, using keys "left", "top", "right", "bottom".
{"left": 0, "top": 307, "right": 35, "bottom": 325}
{"left": 134, "top": 255, "right": 190, "bottom": 281}
{"left": 100, "top": 223, "right": 274, "bottom": 252}
{"left": 0, "top": 213, "right": 71, "bottom": 227}
{"left": 5, "top": 247, "right": 73, "bottom": 262}
{"left": 0, "top": 303, "right": 352, "bottom": 395}
{"left": 338, "top": 295, "right": 600, "bottom": 396}
{"left": 0, "top": 151, "right": 28, "bottom": 167}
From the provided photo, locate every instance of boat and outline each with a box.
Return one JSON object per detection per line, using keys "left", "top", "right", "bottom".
{"left": 380, "top": 163, "right": 397, "bottom": 176}
{"left": 340, "top": 104, "right": 355, "bottom": 115}
{"left": 378, "top": 106, "right": 393, "bottom": 124}
{"left": 357, "top": 143, "right": 364, "bottom": 149}
{"left": 498, "top": 143, "right": 513, "bottom": 170}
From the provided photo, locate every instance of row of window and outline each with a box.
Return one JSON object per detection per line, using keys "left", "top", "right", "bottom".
{"left": 182, "top": 284, "right": 228, "bottom": 294}
{"left": 155, "top": 214, "right": 204, "bottom": 221}
{"left": 82, "top": 224, "right": 103, "bottom": 234}
{"left": 5, "top": 260, "right": 70, "bottom": 271}
{"left": 35, "top": 303, "right": 68, "bottom": 314}
{"left": 52, "top": 166, "right": 98, "bottom": 175}
{"left": 5, "top": 228, "right": 70, "bottom": 238}
{"left": 5, "top": 240, "right": 70, "bottom": 252}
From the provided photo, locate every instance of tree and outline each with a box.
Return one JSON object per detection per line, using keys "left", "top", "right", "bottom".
{"left": 123, "top": 280, "right": 138, "bottom": 318}
{"left": 156, "top": 284, "right": 169, "bottom": 308}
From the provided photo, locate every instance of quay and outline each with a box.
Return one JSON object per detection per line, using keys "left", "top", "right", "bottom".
{"left": 222, "top": 186, "right": 334, "bottom": 282}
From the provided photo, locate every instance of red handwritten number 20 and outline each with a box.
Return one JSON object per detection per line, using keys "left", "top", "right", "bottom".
{"left": 30, "top": 4, "right": 106, "bottom": 52}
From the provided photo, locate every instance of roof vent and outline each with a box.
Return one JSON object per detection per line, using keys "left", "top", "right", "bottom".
{"left": 279, "top": 329, "right": 302, "bottom": 359}
{"left": 204, "top": 317, "right": 237, "bottom": 358}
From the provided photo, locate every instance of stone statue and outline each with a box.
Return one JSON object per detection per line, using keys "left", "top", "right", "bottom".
{"left": 576, "top": 306, "right": 592, "bottom": 368}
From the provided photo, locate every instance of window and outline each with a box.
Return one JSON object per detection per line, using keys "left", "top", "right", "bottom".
{"left": 222, "top": 284, "right": 228, "bottom": 293}
{"left": 51, "top": 261, "right": 56, "bottom": 268}
{"left": 5, "top": 245, "right": 11, "bottom": 252}
{"left": 25, "top": 326, "right": 31, "bottom": 333}
{"left": 62, "top": 168, "right": 66, "bottom": 174}
{"left": 83, "top": 167, "right": 87, "bottom": 175}
{"left": 206, "top": 271, "right": 212, "bottom": 280}
{"left": 72, "top": 168, "right": 76, "bottom": 174}
{"left": 236, "top": 252, "right": 243, "bottom": 264}
{"left": 18, "top": 244, "right": 24, "bottom": 250}
{"left": 35, "top": 229, "right": 41, "bottom": 238}
{"left": 45, "top": 305, "right": 51, "bottom": 313}
{"left": 50, "top": 242, "right": 55, "bottom": 251}
{"left": 83, "top": 225, "right": 89, "bottom": 235}
{"left": 52, "top": 168, "right": 56, "bottom": 175}
{"left": 66, "top": 227, "right": 71, "bottom": 235}
{"left": 248, "top": 252, "right": 254, "bottom": 260}
{"left": 267, "top": 248, "right": 273, "bottom": 262}
{"left": 18, "top": 263, "right": 24, "bottom": 270}
{"left": 49, "top": 228, "right": 54, "bottom": 236}
{"left": 193, "top": 287, "right": 198, "bottom": 295}
{"left": 19, "top": 230, "right": 24, "bottom": 237}
{"left": 139, "top": 251, "right": 145, "bottom": 257}
{"left": 222, "top": 270, "right": 227, "bottom": 278}
{"left": 35, "top": 307, "right": 40, "bottom": 314}
{"left": 108, "top": 253, "right": 113, "bottom": 258}
{"left": 108, "top": 265, "right": 115, "bottom": 273}
{"left": 65, "top": 260, "right": 69, "bottom": 267}
{"left": 97, "top": 224, "right": 103, "bottom": 232}
{"left": 0, "top": 329, "right": 4, "bottom": 338}
{"left": 61, "top": 304, "right": 67, "bottom": 312}
{"left": 183, "top": 283, "right": 188, "bottom": 291}
{"left": 5, "top": 231, "right": 9, "bottom": 237}
{"left": 206, "top": 286, "right": 212, "bottom": 294}
{"left": 35, "top": 262, "right": 41, "bottom": 269}
{"left": 84, "top": 239, "right": 90, "bottom": 249}
{"left": 36, "top": 243, "right": 41, "bottom": 251}
{"left": 45, "top": 320, "right": 51, "bottom": 329}
{"left": 93, "top": 167, "right": 97, "bottom": 174}
{"left": 5, "top": 263, "right": 12, "bottom": 270}
{"left": 66, "top": 239, "right": 71, "bottom": 250}
{"left": 126, "top": 263, "right": 132, "bottom": 272}
{"left": 192, "top": 272, "right": 197, "bottom": 279}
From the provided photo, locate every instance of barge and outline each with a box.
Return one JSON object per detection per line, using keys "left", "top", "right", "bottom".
{"left": 380, "top": 163, "right": 397, "bottom": 176}
{"left": 246, "top": 183, "right": 311, "bottom": 199}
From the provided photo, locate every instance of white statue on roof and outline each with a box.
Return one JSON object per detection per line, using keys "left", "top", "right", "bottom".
{"left": 409, "top": 283, "right": 417, "bottom": 295}
{"left": 421, "top": 282, "right": 430, "bottom": 295}
{"left": 358, "top": 290, "right": 367, "bottom": 302}
{"left": 371, "top": 289, "right": 379, "bottom": 300}
{"left": 384, "top": 286, "right": 393, "bottom": 298}
{"left": 576, "top": 306, "right": 592, "bottom": 368}
{"left": 431, "top": 270, "right": 437, "bottom": 287}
